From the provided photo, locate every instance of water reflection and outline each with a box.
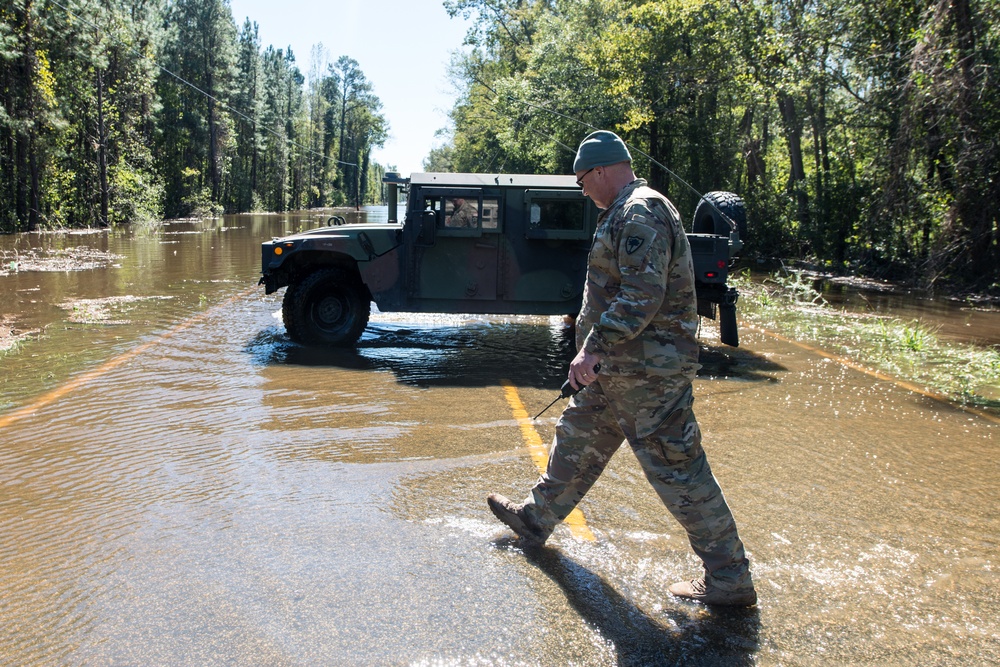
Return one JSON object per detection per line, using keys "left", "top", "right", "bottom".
{"left": 0, "top": 212, "right": 325, "bottom": 410}
{"left": 247, "top": 316, "right": 788, "bottom": 392}
{"left": 799, "top": 272, "right": 1000, "bottom": 347}
{"left": 247, "top": 317, "right": 577, "bottom": 390}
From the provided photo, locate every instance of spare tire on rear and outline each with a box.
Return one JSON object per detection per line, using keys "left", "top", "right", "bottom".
{"left": 692, "top": 191, "right": 747, "bottom": 252}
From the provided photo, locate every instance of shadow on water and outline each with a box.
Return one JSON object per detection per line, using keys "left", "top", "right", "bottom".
{"left": 245, "top": 321, "right": 787, "bottom": 392}
{"left": 245, "top": 321, "right": 578, "bottom": 391}
{"left": 497, "top": 539, "right": 760, "bottom": 666}
{"left": 698, "top": 344, "right": 785, "bottom": 382}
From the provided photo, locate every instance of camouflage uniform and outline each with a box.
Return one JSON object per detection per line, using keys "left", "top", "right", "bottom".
{"left": 448, "top": 199, "right": 477, "bottom": 228}
{"left": 522, "top": 179, "right": 752, "bottom": 590}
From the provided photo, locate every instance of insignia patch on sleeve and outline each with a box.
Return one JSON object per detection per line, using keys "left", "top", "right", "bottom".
{"left": 626, "top": 236, "right": 645, "bottom": 255}
{"left": 619, "top": 221, "right": 659, "bottom": 269}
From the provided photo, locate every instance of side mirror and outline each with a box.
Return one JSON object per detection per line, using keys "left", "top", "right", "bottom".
{"left": 418, "top": 210, "right": 436, "bottom": 245}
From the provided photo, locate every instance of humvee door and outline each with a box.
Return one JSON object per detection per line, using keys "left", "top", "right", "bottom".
{"left": 414, "top": 188, "right": 502, "bottom": 301}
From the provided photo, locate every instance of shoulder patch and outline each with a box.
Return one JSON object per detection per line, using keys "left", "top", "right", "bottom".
{"left": 619, "top": 220, "right": 660, "bottom": 270}
{"left": 626, "top": 235, "right": 646, "bottom": 255}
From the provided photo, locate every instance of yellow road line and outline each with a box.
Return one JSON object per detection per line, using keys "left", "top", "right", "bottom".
{"left": 744, "top": 323, "right": 1000, "bottom": 426}
{"left": 500, "top": 380, "right": 595, "bottom": 541}
{"left": 0, "top": 287, "right": 257, "bottom": 431}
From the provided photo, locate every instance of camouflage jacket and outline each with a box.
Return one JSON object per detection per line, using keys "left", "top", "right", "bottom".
{"left": 578, "top": 179, "right": 700, "bottom": 380}
{"left": 448, "top": 201, "right": 477, "bottom": 228}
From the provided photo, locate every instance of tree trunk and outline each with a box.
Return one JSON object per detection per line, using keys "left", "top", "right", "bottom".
{"left": 13, "top": 0, "right": 41, "bottom": 231}
{"left": 778, "top": 93, "right": 809, "bottom": 233}
{"left": 96, "top": 66, "right": 109, "bottom": 226}
{"left": 207, "top": 70, "right": 220, "bottom": 202}
{"left": 740, "top": 107, "right": 764, "bottom": 191}
{"left": 359, "top": 148, "right": 370, "bottom": 206}
{"left": 944, "top": 0, "right": 996, "bottom": 282}
{"left": 648, "top": 119, "right": 664, "bottom": 193}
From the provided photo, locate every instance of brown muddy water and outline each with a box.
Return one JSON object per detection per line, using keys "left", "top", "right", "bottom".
{"left": 0, "top": 213, "right": 997, "bottom": 665}
{"left": 811, "top": 275, "right": 1000, "bottom": 348}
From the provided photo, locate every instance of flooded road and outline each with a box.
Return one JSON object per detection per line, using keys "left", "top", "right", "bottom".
{"left": 814, "top": 276, "right": 1000, "bottom": 348}
{"left": 1, "top": 215, "right": 997, "bottom": 665}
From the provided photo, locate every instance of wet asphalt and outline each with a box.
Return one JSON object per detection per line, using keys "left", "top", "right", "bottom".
{"left": 0, "top": 216, "right": 997, "bottom": 665}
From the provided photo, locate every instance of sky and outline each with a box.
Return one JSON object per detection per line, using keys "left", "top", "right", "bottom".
{"left": 227, "top": 0, "right": 474, "bottom": 176}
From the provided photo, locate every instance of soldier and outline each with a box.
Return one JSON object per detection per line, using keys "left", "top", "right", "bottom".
{"left": 447, "top": 197, "right": 477, "bottom": 228}
{"left": 488, "top": 130, "right": 757, "bottom": 607}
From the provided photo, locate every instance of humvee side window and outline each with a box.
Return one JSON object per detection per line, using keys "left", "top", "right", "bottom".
{"left": 524, "top": 190, "right": 590, "bottom": 240}
{"left": 444, "top": 197, "right": 478, "bottom": 229}
{"left": 431, "top": 194, "right": 502, "bottom": 235}
{"left": 481, "top": 197, "right": 499, "bottom": 230}
{"left": 423, "top": 196, "right": 444, "bottom": 221}
{"left": 529, "top": 200, "right": 586, "bottom": 232}
{"left": 424, "top": 195, "right": 454, "bottom": 229}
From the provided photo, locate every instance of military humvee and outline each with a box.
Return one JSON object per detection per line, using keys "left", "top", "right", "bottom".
{"left": 259, "top": 172, "right": 744, "bottom": 347}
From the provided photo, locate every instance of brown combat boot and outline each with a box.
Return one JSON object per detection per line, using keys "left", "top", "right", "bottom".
{"left": 487, "top": 494, "right": 551, "bottom": 546}
{"left": 668, "top": 577, "right": 757, "bottom": 607}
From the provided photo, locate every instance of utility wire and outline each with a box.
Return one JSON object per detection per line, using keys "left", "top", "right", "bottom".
{"left": 507, "top": 94, "right": 711, "bottom": 206}
{"left": 483, "top": 87, "right": 739, "bottom": 229}
{"left": 48, "top": 0, "right": 357, "bottom": 167}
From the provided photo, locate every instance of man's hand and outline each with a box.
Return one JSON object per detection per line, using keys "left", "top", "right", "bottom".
{"left": 568, "top": 348, "right": 601, "bottom": 391}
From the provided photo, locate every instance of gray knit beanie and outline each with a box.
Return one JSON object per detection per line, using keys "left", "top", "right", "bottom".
{"left": 572, "top": 130, "right": 632, "bottom": 172}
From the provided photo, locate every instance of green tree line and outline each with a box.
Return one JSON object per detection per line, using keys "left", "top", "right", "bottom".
{"left": 435, "top": 0, "right": 1000, "bottom": 289}
{"left": 0, "top": 0, "right": 388, "bottom": 232}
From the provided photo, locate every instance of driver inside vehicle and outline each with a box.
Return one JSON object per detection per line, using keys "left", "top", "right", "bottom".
{"left": 446, "top": 197, "right": 477, "bottom": 228}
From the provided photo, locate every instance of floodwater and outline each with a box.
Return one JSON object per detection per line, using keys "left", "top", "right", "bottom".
{"left": 0, "top": 213, "right": 997, "bottom": 665}
{"left": 814, "top": 276, "right": 1000, "bottom": 348}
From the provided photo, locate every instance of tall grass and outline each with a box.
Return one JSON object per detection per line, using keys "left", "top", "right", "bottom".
{"left": 729, "top": 269, "right": 1000, "bottom": 411}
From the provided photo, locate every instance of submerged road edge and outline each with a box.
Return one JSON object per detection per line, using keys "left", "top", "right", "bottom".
{"left": 0, "top": 287, "right": 258, "bottom": 431}
{"left": 743, "top": 323, "right": 1000, "bottom": 426}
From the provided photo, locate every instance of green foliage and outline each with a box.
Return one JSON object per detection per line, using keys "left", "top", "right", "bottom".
{"left": 109, "top": 163, "right": 163, "bottom": 224}
{"left": 877, "top": 319, "right": 935, "bottom": 353}
{"left": 737, "top": 271, "right": 999, "bottom": 409}
{"left": 0, "top": 0, "right": 388, "bottom": 230}
{"left": 440, "top": 0, "right": 1000, "bottom": 289}
{"left": 767, "top": 271, "right": 828, "bottom": 307}
{"left": 423, "top": 138, "right": 456, "bottom": 171}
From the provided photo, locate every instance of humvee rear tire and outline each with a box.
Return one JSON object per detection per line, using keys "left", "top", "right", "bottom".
{"left": 693, "top": 191, "right": 747, "bottom": 243}
{"left": 283, "top": 268, "right": 370, "bottom": 346}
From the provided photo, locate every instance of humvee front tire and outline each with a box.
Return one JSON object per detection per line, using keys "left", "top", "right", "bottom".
{"left": 282, "top": 268, "right": 370, "bottom": 346}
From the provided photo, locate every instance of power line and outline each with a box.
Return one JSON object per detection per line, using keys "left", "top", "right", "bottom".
{"left": 47, "top": 0, "right": 357, "bottom": 167}
{"left": 472, "top": 86, "right": 739, "bottom": 228}
{"left": 506, "top": 94, "right": 710, "bottom": 205}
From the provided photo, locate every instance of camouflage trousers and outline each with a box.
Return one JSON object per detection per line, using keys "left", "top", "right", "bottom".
{"left": 522, "top": 376, "right": 752, "bottom": 590}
